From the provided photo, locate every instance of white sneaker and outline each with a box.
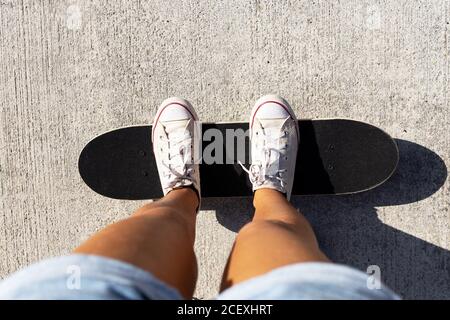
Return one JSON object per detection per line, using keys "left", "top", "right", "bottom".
{"left": 152, "top": 97, "right": 201, "bottom": 202}
{"left": 242, "top": 95, "right": 299, "bottom": 200}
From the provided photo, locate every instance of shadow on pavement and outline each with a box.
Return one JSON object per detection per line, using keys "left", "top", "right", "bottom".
{"left": 203, "top": 139, "right": 449, "bottom": 299}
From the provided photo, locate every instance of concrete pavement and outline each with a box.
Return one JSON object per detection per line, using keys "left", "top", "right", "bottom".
{"left": 0, "top": 0, "right": 449, "bottom": 299}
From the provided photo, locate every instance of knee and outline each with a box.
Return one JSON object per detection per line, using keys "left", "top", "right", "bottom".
{"left": 134, "top": 204, "right": 190, "bottom": 222}
{"left": 132, "top": 206, "right": 195, "bottom": 237}
{"left": 237, "top": 219, "right": 297, "bottom": 239}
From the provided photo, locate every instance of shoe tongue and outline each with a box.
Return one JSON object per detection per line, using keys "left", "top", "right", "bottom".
{"left": 162, "top": 120, "right": 192, "bottom": 173}
{"left": 265, "top": 154, "right": 280, "bottom": 176}
{"left": 256, "top": 118, "right": 289, "bottom": 177}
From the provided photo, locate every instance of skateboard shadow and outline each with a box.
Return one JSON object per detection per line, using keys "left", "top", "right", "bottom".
{"left": 202, "top": 139, "right": 449, "bottom": 299}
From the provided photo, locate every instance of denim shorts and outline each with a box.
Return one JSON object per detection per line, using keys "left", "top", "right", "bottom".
{"left": 0, "top": 254, "right": 399, "bottom": 300}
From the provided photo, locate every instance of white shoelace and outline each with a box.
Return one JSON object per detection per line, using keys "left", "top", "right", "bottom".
{"left": 160, "top": 133, "right": 196, "bottom": 189}
{"left": 239, "top": 131, "right": 288, "bottom": 189}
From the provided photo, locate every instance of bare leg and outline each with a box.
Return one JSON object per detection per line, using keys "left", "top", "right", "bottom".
{"left": 74, "top": 188, "right": 198, "bottom": 299}
{"left": 220, "top": 189, "right": 329, "bottom": 291}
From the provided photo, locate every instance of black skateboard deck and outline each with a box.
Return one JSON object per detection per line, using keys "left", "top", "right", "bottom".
{"left": 78, "top": 120, "right": 398, "bottom": 200}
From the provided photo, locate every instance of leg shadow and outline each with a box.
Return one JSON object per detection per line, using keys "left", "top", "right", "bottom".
{"left": 203, "top": 139, "right": 449, "bottom": 299}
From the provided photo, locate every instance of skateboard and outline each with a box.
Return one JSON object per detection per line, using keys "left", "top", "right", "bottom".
{"left": 78, "top": 119, "right": 398, "bottom": 200}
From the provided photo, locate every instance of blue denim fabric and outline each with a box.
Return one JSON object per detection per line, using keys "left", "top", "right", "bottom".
{"left": 0, "top": 255, "right": 399, "bottom": 300}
